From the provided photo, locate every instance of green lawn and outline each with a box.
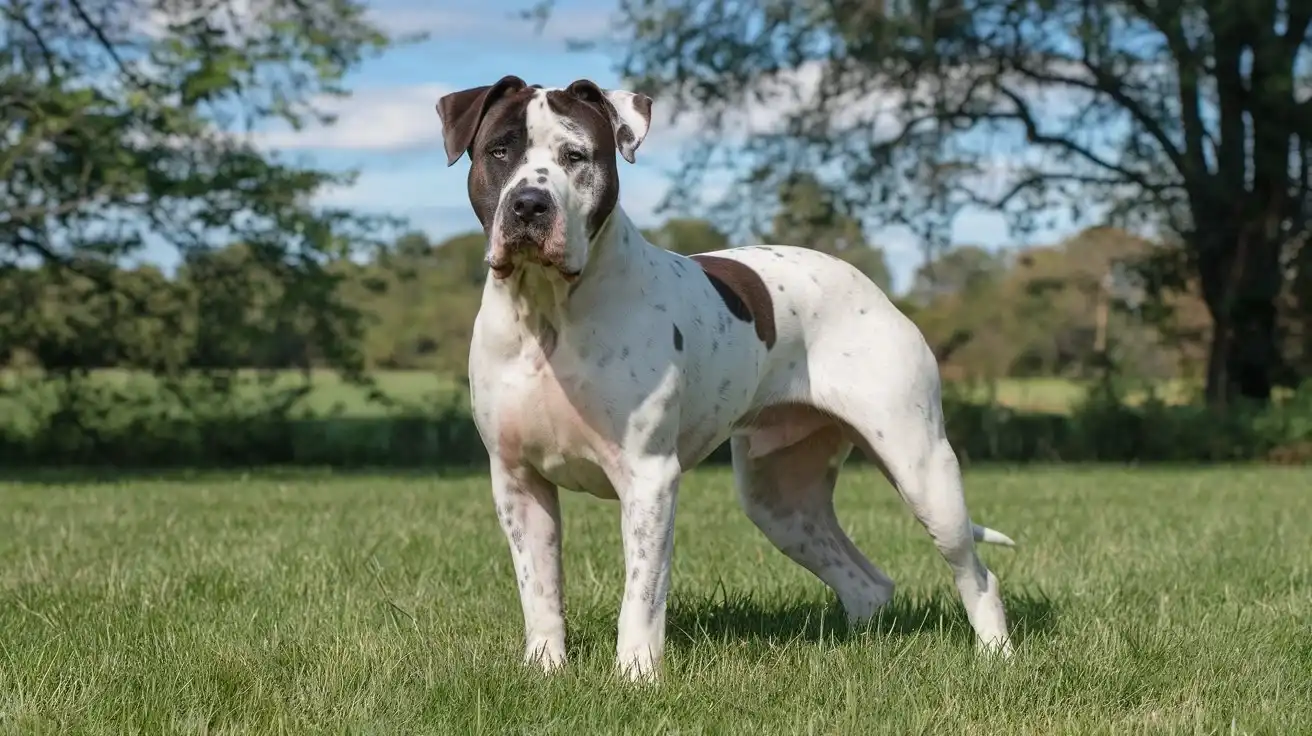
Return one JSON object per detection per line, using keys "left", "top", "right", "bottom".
{"left": 1, "top": 466, "right": 1308, "bottom": 734}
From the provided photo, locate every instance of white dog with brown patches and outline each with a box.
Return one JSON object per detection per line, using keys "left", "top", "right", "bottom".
{"left": 436, "top": 75, "right": 1015, "bottom": 682}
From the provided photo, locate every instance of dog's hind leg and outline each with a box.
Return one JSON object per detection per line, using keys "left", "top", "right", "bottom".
{"left": 847, "top": 409, "right": 1013, "bottom": 656}
{"left": 730, "top": 419, "right": 896, "bottom": 624}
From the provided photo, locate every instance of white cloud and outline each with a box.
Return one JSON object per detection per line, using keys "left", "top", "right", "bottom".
{"left": 640, "top": 60, "right": 931, "bottom": 155}
{"left": 250, "top": 58, "right": 935, "bottom": 157}
{"left": 366, "top": 6, "right": 481, "bottom": 37}
{"left": 640, "top": 58, "right": 1091, "bottom": 158}
{"left": 255, "top": 84, "right": 453, "bottom": 152}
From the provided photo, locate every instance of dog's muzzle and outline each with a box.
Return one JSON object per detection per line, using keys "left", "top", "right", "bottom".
{"left": 488, "top": 185, "right": 573, "bottom": 280}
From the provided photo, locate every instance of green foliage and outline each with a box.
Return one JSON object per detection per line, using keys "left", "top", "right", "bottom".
{"left": 942, "top": 378, "right": 1312, "bottom": 465}
{"left": 1, "top": 214, "right": 1307, "bottom": 470}
{"left": 0, "top": 368, "right": 478, "bottom": 467}
{"left": 1, "top": 0, "right": 407, "bottom": 430}
{"left": 1, "top": 368, "right": 1310, "bottom": 468}
{"left": 913, "top": 228, "right": 1215, "bottom": 382}
{"left": 2, "top": 209, "right": 1307, "bottom": 469}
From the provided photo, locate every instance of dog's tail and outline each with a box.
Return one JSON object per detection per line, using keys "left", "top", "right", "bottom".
{"left": 972, "top": 523, "right": 1016, "bottom": 548}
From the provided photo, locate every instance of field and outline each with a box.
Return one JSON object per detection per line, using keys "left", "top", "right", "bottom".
{"left": 2, "top": 466, "right": 1309, "bottom": 734}
{"left": 2, "top": 369, "right": 1197, "bottom": 420}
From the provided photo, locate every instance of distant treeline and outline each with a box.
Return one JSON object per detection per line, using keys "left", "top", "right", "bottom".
{"left": 1, "top": 217, "right": 1310, "bottom": 469}
{"left": 8, "top": 219, "right": 1308, "bottom": 386}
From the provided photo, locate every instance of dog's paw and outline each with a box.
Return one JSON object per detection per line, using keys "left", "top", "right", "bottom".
{"left": 615, "top": 649, "right": 661, "bottom": 684}
{"left": 975, "top": 634, "right": 1014, "bottom": 660}
{"left": 524, "top": 640, "right": 567, "bottom": 674}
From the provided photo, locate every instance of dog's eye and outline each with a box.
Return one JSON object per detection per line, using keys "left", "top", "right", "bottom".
{"left": 489, "top": 147, "right": 507, "bottom": 160}
{"left": 565, "top": 150, "right": 586, "bottom": 164}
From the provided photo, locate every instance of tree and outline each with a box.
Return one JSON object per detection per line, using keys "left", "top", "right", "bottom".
{"left": 538, "top": 0, "right": 1312, "bottom": 406}
{"left": 2, "top": 0, "right": 401, "bottom": 380}
{"left": 907, "top": 245, "right": 1009, "bottom": 307}
{"left": 909, "top": 228, "right": 1211, "bottom": 380}
{"left": 345, "top": 231, "right": 488, "bottom": 376}
{"left": 1286, "top": 240, "right": 1312, "bottom": 378}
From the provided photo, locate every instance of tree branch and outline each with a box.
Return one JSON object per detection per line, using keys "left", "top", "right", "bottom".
{"left": 992, "top": 84, "right": 1171, "bottom": 194}
{"left": 982, "top": 172, "right": 1139, "bottom": 210}
{"left": 1283, "top": 0, "right": 1311, "bottom": 51}
{"left": 2, "top": 3, "right": 61, "bottom": 79}
{"left": 1, "top": 188, "right": 112, "bottom": 228}
{"left": 67, "top": 0, "right": 153, "bottom": 90}
{"left": 1127, "top": 0, "right": 1214, "bottom": 203}
{"left": 1007, "top": 55, "right": 1191, "bottom": 180}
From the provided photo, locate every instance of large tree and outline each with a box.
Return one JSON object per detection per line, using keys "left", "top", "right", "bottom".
{"left": 2, "top": 0, "right": 400, "bottom": 379}
{"left": 539, "top": 0, "right": 1311, "bottom": 405}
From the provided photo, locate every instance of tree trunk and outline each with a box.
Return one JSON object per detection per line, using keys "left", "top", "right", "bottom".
{"left": 1197, "top": 229, "right": 1284, "bottom": 408}
{"left": 1203, "top": 296, "right": 1279, "bottom": 406}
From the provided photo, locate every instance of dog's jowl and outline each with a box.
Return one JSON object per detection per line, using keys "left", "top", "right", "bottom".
{"left": 437, "top": 75, "right": 1016, "bottom": 682}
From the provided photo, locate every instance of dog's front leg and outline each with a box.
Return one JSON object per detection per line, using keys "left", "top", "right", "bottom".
{"left": 490, "top": 459, "right": 567, "bottom": 672}
{"left": 614, "top": 455, "right": 681, "bottom": 682}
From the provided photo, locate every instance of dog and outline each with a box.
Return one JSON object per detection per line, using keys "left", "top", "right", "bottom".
{"left": 436, "top": 75, "right": 1015, "bottom": 682}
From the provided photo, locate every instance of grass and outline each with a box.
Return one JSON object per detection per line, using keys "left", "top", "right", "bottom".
{"left": 1, "top": 466, "right": 1309, "bottom": 734}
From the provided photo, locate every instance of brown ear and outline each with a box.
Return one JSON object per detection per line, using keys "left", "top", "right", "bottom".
{"left": 436, "top": 75, "right": 527, "bottom": 166}
{"left": 565, "top": 79, "right": 653, "bottom": 164}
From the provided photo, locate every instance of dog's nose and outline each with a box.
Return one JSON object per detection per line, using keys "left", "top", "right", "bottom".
{"left": 510, "top": 188, "right": 553, "bottom": 223}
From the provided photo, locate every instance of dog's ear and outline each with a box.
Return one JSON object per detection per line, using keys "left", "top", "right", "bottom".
{"left": 565, "top": 79, "right": 653, "bottom": 164}
{"left": 436, "top": 75, "right": 528, "bottom": 166}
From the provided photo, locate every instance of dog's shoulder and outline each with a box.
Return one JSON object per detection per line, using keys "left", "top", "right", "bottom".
{"left": 687, "top": 252, "right": 777, "bottom": 349}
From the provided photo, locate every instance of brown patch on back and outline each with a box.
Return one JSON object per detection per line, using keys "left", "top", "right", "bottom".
{"left": 690, "top": 254, "right": 778, "bottom": 349}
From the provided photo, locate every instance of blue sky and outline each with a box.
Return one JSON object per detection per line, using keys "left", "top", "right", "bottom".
{"left": 248, "top": 0, "right": 1083, "bottom": 293}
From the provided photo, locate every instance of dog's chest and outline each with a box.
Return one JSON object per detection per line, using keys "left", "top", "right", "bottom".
{"left": 473, "top": 334, "right": 625, "bottom": 499}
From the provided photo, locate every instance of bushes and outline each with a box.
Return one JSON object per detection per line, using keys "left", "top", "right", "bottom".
{"left": 942, "top": 378, "right": 1312, "bottom": 464}
{"left": 0, "top": 372, "right": 1309, "bottom": 468}
{"left": 0, "top": 370, "right": 485, "bottom": 468}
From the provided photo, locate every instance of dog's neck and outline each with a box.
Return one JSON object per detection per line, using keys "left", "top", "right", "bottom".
{"left": 485, "top": 205, "right": 648, "bottom": 334}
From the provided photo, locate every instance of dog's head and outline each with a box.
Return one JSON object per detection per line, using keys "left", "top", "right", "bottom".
{"left": 437, "top": 76, "right": 653, "bottom": 282}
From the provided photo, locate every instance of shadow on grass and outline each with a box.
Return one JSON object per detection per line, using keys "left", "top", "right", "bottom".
{"left": 661, "top": 585, "right": 1059, "bottom": 650}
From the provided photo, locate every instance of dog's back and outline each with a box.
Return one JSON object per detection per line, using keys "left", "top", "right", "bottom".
{"left": 666, "top": 243, "right": 941, "bottom": 426}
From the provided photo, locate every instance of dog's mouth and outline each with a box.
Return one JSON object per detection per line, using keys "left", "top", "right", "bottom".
{"left": 487, "top": 238, "right": 579, "bottom": 282}
{"left": 489, "top": 260, "right": 581, "bottom": 282}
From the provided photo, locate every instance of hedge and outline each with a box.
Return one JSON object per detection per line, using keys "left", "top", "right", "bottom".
{"left": 1, "top": 374, "right": 1309, "bottom": 469}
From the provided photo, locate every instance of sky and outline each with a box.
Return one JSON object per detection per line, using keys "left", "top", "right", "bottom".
{"left": 244, "top": 0, "right": 1085, "bottom": 294}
